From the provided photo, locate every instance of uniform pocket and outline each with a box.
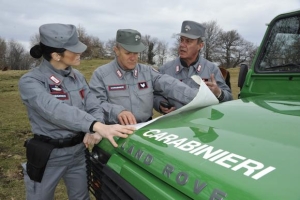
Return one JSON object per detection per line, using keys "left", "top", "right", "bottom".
{"left": 108, "top": 89, "right": 130, "bottom": 105}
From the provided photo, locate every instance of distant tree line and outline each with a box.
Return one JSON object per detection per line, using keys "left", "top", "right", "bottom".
{"left": 0, "top": 21, "right": 258, "bottom": 71}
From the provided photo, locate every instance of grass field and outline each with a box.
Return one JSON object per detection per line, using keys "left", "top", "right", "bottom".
{"left": 0, "top": 59, "right": 240, "bottom": 199}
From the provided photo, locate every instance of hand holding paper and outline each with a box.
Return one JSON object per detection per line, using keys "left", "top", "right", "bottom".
{"left": 134, "top": 75, "right": 219, "bottom": 130}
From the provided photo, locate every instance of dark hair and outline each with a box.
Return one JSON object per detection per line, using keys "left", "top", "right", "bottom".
{"left": 30, "top": 43, "right": 66, "bottom": 61}
{"left": 197, "top": 38, "right": 203, "bottom": 44}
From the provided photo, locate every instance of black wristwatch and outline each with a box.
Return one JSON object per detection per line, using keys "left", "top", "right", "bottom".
{"left": 89, "top": 121, "right": 97, "bottom": 133}
{"left": 217, "top": 90, "right": 225, "bottom": 102}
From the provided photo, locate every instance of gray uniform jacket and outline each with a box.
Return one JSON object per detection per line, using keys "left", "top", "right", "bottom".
{"left": 154, "top": 55, "right": 233, "bottom": 111}
{"left": 89, "top": 59, "right": 198, "bottom": 124}
{"left": 19, "top": 60, "right": 104, "bottom": 139}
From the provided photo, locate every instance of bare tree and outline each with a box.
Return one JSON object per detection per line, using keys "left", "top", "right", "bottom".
{"left": 90, "top": 36, "right": 105, "bottom": 58}
{"left": 202, "top": 21, "right": 222, "bottom": 61}
{"left": 169, "top": 33, "right": 180, "bottom": 58}
{"left": 105, "top": 38, "right": 116, "bottom": 59}
{"left": 214, "top": 30, "right": 255, "bottom": 68}
{"left": 77, "top": 24, "right": 106, "bottom": 59}
{"left": 30, "top": 33, "right": 40, "bottom": 47}
{"left": 6, "top": 40, "right": 30, "bottom": 70}
{"left": 155, "top": 40, "right": 168, "bottom": 67}
{"left": 141, "top": 35, "right": 158, "bottom": 64}
{"left": 77, "top": 25, "right": 92, "bottom": 59}
{"left": 0, "top": 37, "right": 7, "bottom": 70}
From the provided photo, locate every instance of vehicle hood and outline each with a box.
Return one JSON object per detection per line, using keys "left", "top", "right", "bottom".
{"left": 112, "top": 95, "right": 300, "bottom": 199}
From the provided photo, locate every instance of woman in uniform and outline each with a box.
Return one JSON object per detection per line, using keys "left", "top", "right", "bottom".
{"left": 19, "top": 23, "right": 135, "bottom": 200}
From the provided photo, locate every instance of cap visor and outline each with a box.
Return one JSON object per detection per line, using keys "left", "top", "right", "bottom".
{"left": 65, "top": 41, "right": 87, "bottom": 53}
{"left": 120, "top": 43, "right": 146, "bottom": 53}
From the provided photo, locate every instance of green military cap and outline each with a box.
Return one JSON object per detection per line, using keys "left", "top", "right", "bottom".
{"left": 116, "top": 29, "right": 146, "bottom": 53}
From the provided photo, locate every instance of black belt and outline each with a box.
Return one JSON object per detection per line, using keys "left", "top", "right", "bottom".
{"left": 33, "top": 132, "right": 85, "bottom": 148}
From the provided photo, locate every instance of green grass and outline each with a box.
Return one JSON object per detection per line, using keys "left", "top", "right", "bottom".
{"left": 0, "top": 59, "right": 240, "bottom": 199}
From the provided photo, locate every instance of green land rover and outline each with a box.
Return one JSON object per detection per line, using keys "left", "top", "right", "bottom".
{"left": 86, "top": 10, "right": 300, "bottom": 200}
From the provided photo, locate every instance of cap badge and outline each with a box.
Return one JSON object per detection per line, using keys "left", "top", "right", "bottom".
{"left": 185, "top": 25, "right": 191, "bottom": 32}
{"left": 135, "top": 35, "right": 141, "bottom": 41}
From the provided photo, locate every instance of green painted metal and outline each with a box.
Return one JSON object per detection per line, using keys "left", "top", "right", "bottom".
{"left": 241, "top": 9, "right": 300, "bottom": 98}
{"left": 95, "top": 10, "right": 300, "bottom": 200}
{"left": 98, "top": 95, "right": 300, "bottom": 199}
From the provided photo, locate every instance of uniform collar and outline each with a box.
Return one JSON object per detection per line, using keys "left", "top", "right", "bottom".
{"left": 179, "top": 54, "right": 200, "bottom": 68}
{"left": 176, "top": 54, "right": 202, "bottom": 74}
{"left": 114, "top": 59, "right": 138, "bottom": 79}
{"left": 40, "top": 59, "right": 75, "bottom": 85}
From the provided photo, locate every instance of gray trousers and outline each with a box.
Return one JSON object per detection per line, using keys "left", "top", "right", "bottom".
{"left": 22, "top": 143, "right": 90, "bottom": 200}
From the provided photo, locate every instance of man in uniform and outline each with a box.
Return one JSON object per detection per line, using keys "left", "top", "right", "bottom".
{"left": 154, "top": 20, "right": 233, "bottom": 114}
{"left": 89, "top": 29, "right": 199, "bottom": 125}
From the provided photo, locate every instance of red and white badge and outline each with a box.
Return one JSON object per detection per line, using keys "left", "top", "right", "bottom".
{"left": 197, "top": 64, "right": 202, "bottom": 72}
{"left": 49, "top": 84, "right": 68, "bottom": 100}
{"left": 138, "top": 81, "right": 148, "bottom": 89}
{"left": 50, "top": 75, "right": 61, "bottom": 84}
{"left": 176, "top": 65, "right": 180, "bottom": 72}
{"left": 134, "top": 69, "right": 138, "bottom": 77}
{"left": 49, "top": 84, "right": 63, "bottom": 92}
{"left": 79, "top": 89, "right": 84, "bottom": 99}
{"left": 116, "top": 70, "right": 123, "bottom": 78}
{"left": 108, "top": 84, "right": 126, "bottom": 91}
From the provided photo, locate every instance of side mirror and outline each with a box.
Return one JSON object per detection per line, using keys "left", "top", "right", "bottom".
{"left": 238, "top": 64, "right": 249, "bottom": 90}
{"left": 237, "top": 64, "right": 249, "bottom": 99}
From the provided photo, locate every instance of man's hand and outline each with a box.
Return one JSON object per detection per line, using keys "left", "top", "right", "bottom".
{"left": 204, "top": 74, "right": 221, "bottom": 97}
{"left": 117, "top": 110, "right": 137, "bottom": 125}
{"left": 159, "top": 101, "right": 176, "bottom": 114}
{"left": 93, "top": 122, "right": 135, "bottom": 147}
{"left": 83, "top": 133, "right": 102, "bottom": 148}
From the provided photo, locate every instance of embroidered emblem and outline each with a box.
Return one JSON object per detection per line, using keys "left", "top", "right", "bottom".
{"left": 49, "top": 84, "right": 63, "bottom": 92}
{"left": 185, "top": 25, "right": 191, "bottom": 32}
{"left": 51, "top": 93, "right": 68, "bottom": 100}
{"left": 108, "top": 85, "right": 126, "bottom": 91}
{"left": 134, "top": 69, "right": 138, "bottom": 77}
{"left": 138, "top": 82, "right": 148, "bottom": 89}
{"left": 49, "top": 84, "right": 68, "bottom": 100}
{"left": 50, "top": 75, "right": 60, "bottom": 84}
{"left": 116, "top": 70, "right": 123, "bottom": 78}
{"left": 197, "top": 64, "right": 202, "bottom": 72}
{"left": 135, "top": 35, "right": 141, "bottom": 41}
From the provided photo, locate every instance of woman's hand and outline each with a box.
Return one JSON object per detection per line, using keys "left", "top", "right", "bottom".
{"left": 83, "top": 133, "right": 102, "bottom": 148}
{"left": 93, "top": 122, "right": 135, "bottom": 147}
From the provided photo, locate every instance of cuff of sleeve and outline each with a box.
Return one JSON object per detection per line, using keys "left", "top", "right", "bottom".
{"left": 217, "top": 90, "right": 225, "bottom": 102}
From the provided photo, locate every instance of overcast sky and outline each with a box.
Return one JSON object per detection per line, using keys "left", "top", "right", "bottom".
{"left": 1, "top": 0, "right": 299, "bottom": 51}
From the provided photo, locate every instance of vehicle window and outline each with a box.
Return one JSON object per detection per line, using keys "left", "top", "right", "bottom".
{"left": 258, "top": 15, "right": 300, "bottom": 72}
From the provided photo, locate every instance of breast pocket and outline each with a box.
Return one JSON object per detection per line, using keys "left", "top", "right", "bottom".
{"left": 137, "top": 85, "right": 154, "bottom": 113}
{"left": 68, "top": 89, "right": 85, "bottom": 109}
{"left": 107, "top": 88, "right": 130, "bottom": 105}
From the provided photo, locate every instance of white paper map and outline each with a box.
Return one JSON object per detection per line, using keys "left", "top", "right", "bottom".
{"left": 134, "top": 75, "right": 219, "bottom": 130}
